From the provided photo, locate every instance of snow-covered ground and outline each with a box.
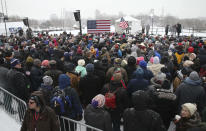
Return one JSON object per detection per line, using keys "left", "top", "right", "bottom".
{"left": 0, "top": 108, "right": 21, "bottom": 131}
{"left": 47, "top": 26, "right": 206, "bottom": 38}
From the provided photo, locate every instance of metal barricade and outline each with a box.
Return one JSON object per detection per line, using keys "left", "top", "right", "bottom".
{"left": 0, "top": 86, "right": 27, "bottom": 123}
{"left": 0, "top": 86, "right": 103, "bottom": 131}
{"left": 57, "top": 116, "right": 103, "bottom": 131}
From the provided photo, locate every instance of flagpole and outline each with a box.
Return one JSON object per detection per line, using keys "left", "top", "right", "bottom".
{"left": 1, "top": 0, "right": 7, "bottom": 36}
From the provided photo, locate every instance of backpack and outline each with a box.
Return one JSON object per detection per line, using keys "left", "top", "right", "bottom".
{"left": 50, "top": 87, "right": 72, "bottom": 115}
{"left": 105, "top": 84, "right": 120, "bottom": 109}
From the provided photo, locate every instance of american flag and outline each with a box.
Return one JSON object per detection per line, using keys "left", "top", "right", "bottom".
{"left": 87, "top": 20, "right": 111, "bottom": 33}
{"left": 119, "top": 17, "right": 128, "bottom": 29}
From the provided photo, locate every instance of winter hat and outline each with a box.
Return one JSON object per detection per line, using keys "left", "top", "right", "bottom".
{"left": 178, "top": 43, "right": 183, "bottom": 46}
{"left": 78, "top": 59, "right": 85, "bottom": 66}
{"left": 64, "top": 52, "right": 70, "bottom": 60}
{"left": 136, "top": 57, "right": 144, "bottom": 65}
{"left": 32, "top": 44, "right": 36, "bottom": 48}
{"left": 128, "top": 56, "right": 136, "bottom": 65}
{"left": 133, "top": 67, "right": 144, "bottom": 78}
{"left": 121, "top": 60, "right": 127, "bottom": 67}
{"left": 168, "top": 50, "right": 173, "bottom": 56}
{"left": 150, "top": 57, "right": 154, "bottom": 64}
{"left": 189, "top": 71, "right": 200, "bottom": 81}
{"left": 182, "top": 103, "right": 197, "bottom": 116}
{"left": 114, "top": 58, "right": 121, "bottom": 65}
{"left": 139, "top": 60, "right": 147, "bottom": 69}
{"left": 49, "top": 60, "right": 56, "bottom": 66}
{"left": 10, "top": 58, "right": 20, "bottom": 67}
{"left": 41, "top": 60, "right": 49, "bottom": 67}
{"left": 77, "top": 47, "right": 82, "bottom": 54}
{"left": 33, "top": 59, "right": 41, "bottom": 66}
{"left": 183, "top": 60, "right": 194, "bottom": 67}
{"left": 132, "top": 90, "right": 149, "bottom": 110}
{"left": 26, "top": 56, "right": 34, "bottom": 64}
{"left": 43, "top": 75, "right": 53, "bottom": 86}
{"left": 188, "top": 47, "right": 194, "bottom": 53}
{"left": 153, "top": 56, "right": 160, "bottom": 64}
{"left": 115, "top": 44, "right": 119, "bottom": 49}
{"left": 189, "top": 53, "right": 196, "bottom": 61}
{"left": 91, "top": 94, "right": 105, "bottom": 108}
{"left": 154, "top": 72, "right": 166, "bottom": 84}
{"left": 86, "top": 63, "right": 94, "bottom": 73}
{"left": 64, "top": 63, "right": 75, "bottom": 72}
{"left": 58, "top": 74, "right": 70, "bottom": 90}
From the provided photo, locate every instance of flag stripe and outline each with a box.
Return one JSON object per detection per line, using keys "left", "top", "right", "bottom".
{"left": 87, "top": 20, "right": 111, "bottom": 33}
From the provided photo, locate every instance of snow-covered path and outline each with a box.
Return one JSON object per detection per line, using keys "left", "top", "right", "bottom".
{"left": 0, "top": 108, "right": 21, "bottom": 131}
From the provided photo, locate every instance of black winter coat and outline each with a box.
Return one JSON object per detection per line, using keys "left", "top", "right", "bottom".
{"left": 147, "top": 87, "right": 177, "bottom": 128}
{"left": 123, "top": 108, "right": 166, "bottom": 131}
{"left": 84, "top": 104, "right": 112, "bottom": 131}
{"left": 30, "top": 65, "right": 43, "bottom": 91}
{"left": 198, "top": 48, "right": 206, "bottom": 65}
{"left": 124, "top": 65, "right": 136, "bottom": 82}
{"left": 7, "top": 68, "right": 29, "bottom": 101}
{"left": 0, "top": 66, "right": 9, "bottom": 88}
{"left": 79, "top": 73, "right": 101, "bottom": 107}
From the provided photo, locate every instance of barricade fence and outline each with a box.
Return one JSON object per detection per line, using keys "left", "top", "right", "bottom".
{"left": 0, "top": 86, "right": 102, "bottom": 131}
{"left": 57, "top": 116, "right": 103, "bottom": 131}
{"left": 0, "top": 86, "right": 27, "bottom": 123}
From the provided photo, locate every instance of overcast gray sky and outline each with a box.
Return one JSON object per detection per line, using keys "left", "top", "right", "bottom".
{"left": 5, "top": 0, "right": 206, "bottom": 20}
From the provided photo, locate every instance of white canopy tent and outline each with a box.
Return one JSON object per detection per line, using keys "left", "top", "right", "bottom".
{"left": 115, "top": 16, "right": 142, "bottom": 34}
{"left": 0, "top": 21, "right": 27, "bottom": 36}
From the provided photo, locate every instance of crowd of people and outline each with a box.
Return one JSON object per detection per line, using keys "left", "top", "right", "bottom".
{"left": 0, "top": 29, "right": 206, "bottom": 131}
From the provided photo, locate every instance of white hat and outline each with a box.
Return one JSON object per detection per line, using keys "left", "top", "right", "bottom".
{"left": 153, "top": 56, "right": 160, "bottom": 64}
{"left": 78, "top": 59, "right": 85, "bottom": 66}
{"left": 43, "top": 75, "right": 53, "bottom": 86}
{"left": 182, "top": 103, "right": 197, "bottom": 116}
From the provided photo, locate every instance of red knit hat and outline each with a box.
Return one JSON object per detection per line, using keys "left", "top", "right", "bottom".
{"left": 115, "top": 44, "right": 119, "bottom": 49}
{"left": 178, "top": 43, "right": 183, "bottom": 46}
{"left": 198, "top": 43, "right": 202, "bottom": 47}
{"left": 188, "top": 47, "right": 194, "bottom": 53}
{"left": 41, "top": 60, "right": 49, "bottom": 67}
{"left": 77, "top": 47, "right": 82, "bottom": 54}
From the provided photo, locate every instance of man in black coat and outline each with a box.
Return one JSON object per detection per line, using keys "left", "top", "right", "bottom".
{"left": 79, "top": 63, "right": 101, "bottom": 108}
{"left": 0, "top": 57, "right": 9, "bottom": 88}
{"left": 7, "top": 58, "right": 29, "bottom": 101}
{"left": 176, "top": 23, "right": 182, "bottom": 37}
{"left": 165, "top": 25, "right": 169, "bottom": 36}
{"left": 30, "top": 59, "right": 43, "bottom": 92}
{"left": 7, "top": 58, "right": 30, "bottom": 121}
{"left": 123, "top": 90, "right": 166, "bottom": 131}
{"left": 198, "top": 45, "right": 206, "bottom": 65}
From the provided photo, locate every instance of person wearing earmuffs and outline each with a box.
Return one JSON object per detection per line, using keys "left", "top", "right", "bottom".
{"left": 21, "top": 91, "right": 60, "bottom": 131}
